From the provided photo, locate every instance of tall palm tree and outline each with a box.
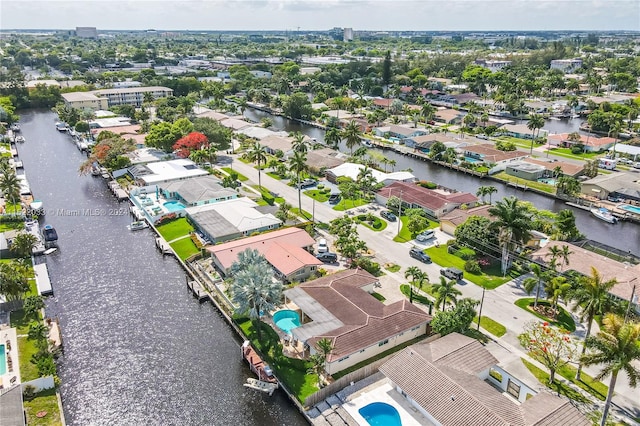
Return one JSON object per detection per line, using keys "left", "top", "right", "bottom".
{"left": 343, "top": 120, "right": 362, "bottom": 155}
{"left": 572, "top": 267, "right": 617, "bottom": 381}
{"left": 527, "top": 114, "right": 545, "bottom": 154}
{"left": 389, "top": 159, "right": 396, "bottom": 171}
{"left": 0, "top": 170, "right": 22, "bottom": 214}
{"left": 581, "top": 314, "right": 640, "bottom": 426}
{"left": 289, "top": 151, "right": 308, "bottom": 218}
{"left": 544, "top": 276, "right": 572, "bottom": 319}
{"left": 324, "top": 127, "right": 342, "bottom": 150}
{"left": 404, "top": 266, "right": 421, "bottom": 303}
{"left": 433, "top": 276, "right": 461, "bottom": 311}
{"left": 476, "top": 186, "right": 491, "bottom": 203}
{"left": 315, "top": 338, "right": 334, "bottom": 360}
{"left": 558, "top": 245, "right": 573, "bottom": 271}
{"left": 489, "top": 196, "right": 532, "bottom": 276}
{"left": 292, "top": 132, "right": 308, "bottom": 153}
{"left": 522, "top": 263, "right": 548, "bottom": 308}
{"left": 246, "top": 142, "right": 267, "bottom": 189}
{"left": 421, "top": 102, "right": 436, "bottom": 124}
{"left": 486, "top": 186, "right": 498, "bottom": 204}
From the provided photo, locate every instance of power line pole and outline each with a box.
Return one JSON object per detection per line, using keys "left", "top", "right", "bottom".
{"left": 477, "top": 285, "right": 486, "bottom": 331}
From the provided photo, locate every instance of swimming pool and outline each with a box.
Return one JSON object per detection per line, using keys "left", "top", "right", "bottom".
{"left": 0, "top": 344, "right": 6, "bottom": 375}
{"left": 463, "top": 157, "right": 482, "bottom": 164}
{"left": 619, "top": 204, "right": 640, "bottom": 215}
{"left": 359, "top": 402, "right": 402, "bottom": 426}
{"left": 163, "top": 201, "right": 186, "bottom": 212}
{"left": 273, "top": 310, "right": 301, "bottom": 334}
{"left": 538, "top": 178, "right": 557, "bottom": 185}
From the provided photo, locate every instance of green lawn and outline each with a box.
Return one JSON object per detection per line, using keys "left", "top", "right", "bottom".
{"left": 425, "top": 246, "right": 513, "bottom": 289}
{"left": 393, "top": 216, "right": 438, "bottom": 242}
{"left": 514, "top": 298, "right": 576, "bottom": 332}
{"left": 384, "top": 263, "right": 401, "bottom": 273}
{"left": 266, "top": 171, "right": 287, "bottom": 180}
{"left": 221, "top": 167, "right": 248, "bottom": 181}
{"left": 24, "top": 388, "right": 63, "bottom": 426}
{"left": 473, "top": 316, "right": 507, "bottom": 337}
{"left": 545, "top": 147, "right": 601, "bottom": 161}
{"left": 304, "top": 189, "right": 330, "bottom": 203}
{"left": 235, "top": 317, "right": 317, "bottom": 403}
{"left": 156, "top": 218, "right": 194, "bottom": 241}
{"left": 556, "top": 362, "right": 608, "bottom": 401}
{"left": 493, "top": 172, "right": 556, "bottom": 194}
{"left": 170, "top": 237, "right": 200, "bottom": 261}
{"left": 400, "top": 284, "right": 435, "bottom": 301}
{"left": 0, "top": 221, "right": 24, "bottom": 232}
{"left": 354, "top": 214, "right": 387, "bottom": 232}
{"left": 332, "top": 198, "right": 367, "bottom": 211}
{"left": 521, "top": 358, "right": 589, "bottom": 404}
{"left": 291, "top": 207, "right": 312, "bottom": 220}
{"left": 252, "top": 185, "right": 285, "bottom": 205}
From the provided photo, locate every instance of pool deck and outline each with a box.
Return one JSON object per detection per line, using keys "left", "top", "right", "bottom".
{"left": 0, "top": 327, "right": 20, "bottom": 390}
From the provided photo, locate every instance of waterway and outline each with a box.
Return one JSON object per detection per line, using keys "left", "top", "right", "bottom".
{"left": 16, "top": 110, "right": 307, "bottom": 425}
{"left": 244, "top": 108, "right": 640, "bottom": 256}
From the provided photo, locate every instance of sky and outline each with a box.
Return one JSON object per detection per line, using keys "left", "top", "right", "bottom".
{"left": 1, "top": 0, "right": 639, "bottom": 32}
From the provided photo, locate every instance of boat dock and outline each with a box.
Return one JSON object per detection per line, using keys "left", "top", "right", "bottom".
{"left": 108, "top": 180, "right": 129, "bottom": 201}
{"left": 241, "top": 340, "right": 278, "bottom": 384}
{"left": 33, "top": 262, "right": 53, "bottom": 296}
{"left": 155, "top": 237, "right": 173, "bottom": 256}
{"left": 187, "top": 279, "right": 208, "bottom": 302}
{"left": 25, "top": 221, "right": 46, "bottom": 255}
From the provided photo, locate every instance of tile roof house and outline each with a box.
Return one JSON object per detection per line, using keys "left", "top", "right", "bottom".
{"left": 373, "top": 124, "right": 427, "bottom": 140}
{"left": 404, "top": 133, "right": 459, "bottom": 150}
{"left": 580, "top": 172, "right": 640, "bottom": 201}
{"left": 500, "top": 123, "right": 549, "bottom": 140}
{"left": 376, "top": 181, "right": 478, "bottom": 218}
{"left": 439, "top": 205, "right": 493, "bottom": 235}
{"left": 260, "top": 135, "right": 294, "bottom": 156}
{"left": 207, "top": 227, "right": 321, "bottom": 282}
{"left": 463, "top": 144, "right": 529, "bottom": 166}
{"left": 305, "top": 148, "right": 346, "bottom": 173}
{"left": 159, "top": 175, "right": 237, "bottom": 206}
{"left": 284, "top": 268, "right": 431, "bottom": 375}
{"left": 326, "top": 163, "right": 415, "bottom": 186}
{"left": 547, "top": 133, "right": 616, "bottom": 153}
{"left": 372, "top": 98, "right": 395, "bottom": 109}
{"left": 379, "top": 333, "right": 590, "bottom": 426}
{"left": 434, "top": 108, "right": 463, "bottom": 124}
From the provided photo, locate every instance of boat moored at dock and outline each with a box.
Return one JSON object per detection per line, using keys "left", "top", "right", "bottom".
{"left": 42, "top": 224, "right": 59, "bottom": 247}
{"left": 591, "top": 207, "right": 618, "bottom": 224}
{"left": 127, "top": 220, "right": 149, "bottom": 231}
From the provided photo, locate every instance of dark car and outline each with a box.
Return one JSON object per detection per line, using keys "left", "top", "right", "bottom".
{"left": 297, "top": 179, "right": 316, "bottom": 189}
{"left": 316, "top": 252, "right": 338, "bottom": 263}
{"left": 328, "top": 193, "right": 341, "bottom": 204}
{"left": 440, "top": 267, "right": 464, "bottom": 281}
{"left": 381, "top": 210, "right": 397, "bottom": 222}
{"left": 409, "top": 247, "right": 431, "bottom": 263}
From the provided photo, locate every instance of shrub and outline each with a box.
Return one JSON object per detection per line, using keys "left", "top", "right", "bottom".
{"left": 417, "top": 180, "right": 437, "bottom": 189}
{"left": 317, "top": 184, "right": 325, "bottom": 190}
{"left": 456, "top": 247, "right": 476, "bottom": 260}
{"left": 351, "top": 257, "right": 382, "bottom": 276}
{"left": 464, "top": 259, "right": 482, "bottom": 274}
{"left": 22, "top": 385, "right": 36, "bottom": 400}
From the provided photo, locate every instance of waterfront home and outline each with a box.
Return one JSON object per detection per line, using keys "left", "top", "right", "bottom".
{"left": 127, "top": 159, "right": 209, "bottom": 186}
{"left": 207, "top": 227, "right": 320, "bottom": 282}
{"left": 159, "top": 175, "right": 237, "bottom": 206}
{"left": 338, "top": 117, "right": 371, "bottom": 132}
{"left": 530, "top": 241, "right": 639, "bottom": 309}
{"left": 125, "top": 148, "right": 171, "bottom": 165}
{"left": 505, "top": 161, "right": 547, "bottom": 181}
{"left": 379, "top": 333, "right": 590, "bottom": 426}
{"left": 499, "top": 123, "right": 549, "bottom": 140}
{"left": 260, "top": 135, "right": 295, "bottom": 156}
{"left": 187, "top": 197, "right": 281, "bottom": 243}
{"left": 372, "top": 124, "right": 427, "bottom": 142}
{"left": 237, "top": 126, "right": 289, "bottom": 141}
{"left": 63, "top": 87, "right": 173, "bottom": 110}
{"left": 404, "top": 133, "right": 458, "bottom": 150}
{"left": 547, "top": 133, "right": 615, "bottom": 153}
{"left": 376, "top": 181, "right": 478, "bottom": 219}
{"left": 580, "top": 172, "right": 640, "bottom": 202}
{"left": 61, "top": 91, "right": 109, "bottom": 111}
{"left": 219, "top": 118, "right": 252, "bottom": 131}
{"left": 305, "top": 148, "right": 346, "bottom": 174}
{"left": 439, "top": 205, "right": 493, "bottom": 235}
{"left": 325, "top": 163, "right": 415, "bottom": 186}
{"left": 523, "top": 158, "right": 584, "bottom": 178}
{"left": 195, "top": 109, "right": 233, "bottom": 122}
{"left": 283, "top": 268, "right": 431, "bottom": 375}
{"left": 372, "top": 98, "right": 395, "bottom": 109}
{"left": 462, "top": 144, "right": 528, "bottom": 169}
{"left": 434, "top": 108, "right": 463, "bottom": 125}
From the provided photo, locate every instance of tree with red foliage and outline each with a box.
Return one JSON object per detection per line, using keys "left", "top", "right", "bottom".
{"left": 173, "top": 132, "right": 208, "bottom": 158}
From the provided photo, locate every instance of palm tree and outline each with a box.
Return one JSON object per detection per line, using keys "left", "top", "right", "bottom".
{"left": 307, "top": 353, "right": 326, "bottom": 388}
{"left": 544, "top": 276, "right": 572, "bottom": 319}
{"left": 527, "top": 114, "right": 545, "bottom": 154}
{"left": 489, "top": 196, "right": 532, "bottom": 276}
{"left": 572, "top": 267, "right": 617, "bottom": 381}
{"left": 486, "top": 186, "right": 498, "bottom": 204}
{"left": 189, "top": 149, "right": 208, "bottom": 166}
{"left": 9, "top": 232, "right": 39, "bottom": 259}
{"left": 522, "top": 263, "right": 548, "bottom": 308}
{"left": 246, "top": 142, "right": 267, "bottom": 189}
{"left": 405, "top": 266, "right": 421, "bottom": 303}
{"left": 315, "top": 338, "right": 334, "bottom": 361}
{"left": 275, "top": 202, "right": 292, "bottom": 223}
{"left": 324, "top": 127, "right": 342, "bottom": 150}
{"left": 433, "top": 276, "right": 461, "bottom": 311}
{"left": 343, "top": 121, "right": 362, "bottom": 155}
{"left": 558, "top": 245, "right": 573, "bottom": 271}
{"left": 389, "top": 159, "right": 396, "bottom": 171}
{"left": 0, "top": 170, "right": 21, "bottom": 214}
{"left": 476, "top": 186, "right": 492, "bottom": 203}
{"left": 292, "top": 132, "right": 308, "bottom": 153}
{"left": 421, "top": 103, "right": 436, "bottom": 124}
{"left": 289, "top": 151, "right": 308, "bottom": 218}
{"left": 581, "top": 314, "right": 640, "bottom": 426}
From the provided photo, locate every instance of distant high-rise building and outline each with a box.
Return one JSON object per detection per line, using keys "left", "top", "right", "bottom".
{"left": 550, "top": 58, "right": 583, "bottom": 73}
{"left": 343, "top": 27, "right": 354, "bottom": 42}
{"left": 75, "top": 27, "right": 98, "bottom": 39}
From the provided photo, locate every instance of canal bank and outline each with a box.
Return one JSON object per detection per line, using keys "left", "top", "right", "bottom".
{"left": 16, "top": 110, "right": 308, "bottom": 425}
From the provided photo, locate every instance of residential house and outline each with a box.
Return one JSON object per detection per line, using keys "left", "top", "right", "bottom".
{"left": 372, "top": 124, "right": 427, "bottom": 142}
{"left": 547, "top": 133, "right": 615, "bottom": 153}
{"left": 159, "top": 175, "right": 237, "bottom": 207}
{"left": 499, "top": 123, "right": 549, "bottom": 140}
{"left": 188, "top": 197, "right": 281, "bottom": 244}
{"left": 580, "top": 172, "right": 640, "bottom": 201}
{"left": 530, "top": 241, "right": 639, "bottom": 307}
{"left": 127, "top": 159, "right": 208, "bottom": 186}
{"left": 283, "top": 268, "right": 431, "bottom": 375}
{"left": 404, "top": 133, "right": 458, "bottom": 150}
{"left": 260, "top": 135, "right": 294, "bottom": 156}
{"left": 339, "top": 117, "right": 371, "bottom": 133}
{"left": 475, "top": 59, "right": 512, "bottom": 72}
{"left": 372, "top": 98, "right": 394, "bottom": 109}
{"left": 379, "top": 333, "right": 590, "bottom": 426}
{"left": 305, "top": 148, "right": 346, "bottom": 174}
{"left": 463, "top": 144, "right": 528, "bottom": 168}
{"left": 219, "top": 118, "right": 252, "bottom": 131}
{"left": 524, "top": 158, "right": 584, "bottom": 178}
{"left": 505, "top": 162, "right": 547, "bottom": 181}
{"left": 207, "top": 227, "right": 321, "bottom": 282}
{"left": 434, "top": 108, "right": 463, "bottom": 125}
{"left": 439, "top": 205, "right": 493, "bottom": 235}
{"left": 376, "top": 181, "right": 478, "bottom": 218}
{"left": 326, "top": 163, "right": 415, "bottom": 186}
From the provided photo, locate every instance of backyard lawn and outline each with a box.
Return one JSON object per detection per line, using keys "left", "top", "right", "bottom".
{"left": 10, "top": 310, "right": 43, "bottom": 382}
{"left": 493, "top": 172, "right": 556, "bottom": 194}
{"left": 156, "top": 218, "right": 194, "bottom": 241}
{"left": 170, "top": 237, "right": 200, "bottom": 261}
{"left": 425, "top": 245, "right": 512, "bottom": 289}
{"left": 514, "top": 298, "right": 576, "bottom": 332}
{"left": 332, "top": 198, "right": 367, "bottom": 211}
{"left": 23, "top": 388, "right": 63, "bottom": 426}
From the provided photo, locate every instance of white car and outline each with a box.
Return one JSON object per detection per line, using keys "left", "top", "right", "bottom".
{"left": 634, "top": 162, "right": 640, "bottom": 169}
{"left": 415, "top": 229, "right": 435, "bottom": 242}
{"left": 317, "top": 238, "right": 328, "bottom": 253}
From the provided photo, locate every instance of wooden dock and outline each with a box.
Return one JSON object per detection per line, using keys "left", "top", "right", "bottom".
{"left": 187, "top": 279, "right": 208, "bottom": 302}
{"left": 241, "top": 340, "right": 277, "bottom": 383}
{"left": 155, "top": 237, "right": 173, "bottom": 256}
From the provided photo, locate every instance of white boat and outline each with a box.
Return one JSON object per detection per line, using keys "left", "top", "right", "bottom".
{"left": 10, "top": 123, "right": 20, "bottom": 132}
{"left": 15, "top": 135, "right": 25, "bottom": 143}
{"left": 243, "top": 378, "right": 278, "bottom": 396}
{"left": 591, "top": 207, "right": 618, "bottom": 224}
{"left": 127, "top": 220, "right": 149, "bottom": 231}
{"left": 361, "top": 139, "right": 373, "bottom": 147}
{"left": 44, "top": 248, "right": 58, "bottom": 255}
{"left": 42, "top": 224, "right": 59, "bottom": 247}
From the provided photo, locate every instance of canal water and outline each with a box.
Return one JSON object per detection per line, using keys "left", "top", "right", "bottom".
{"left": 16, "top": 110, "right": 307, "bottom": 425}
{"left": 244, "top": 108, "right": 640, "bottom": 256}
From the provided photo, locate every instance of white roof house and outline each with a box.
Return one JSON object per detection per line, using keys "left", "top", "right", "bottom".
{"left": 219, "top": 118, "right": 252, "bottom": 131}
{"left": 237, "top": 126, "right": 289, "bottom": 140}
{"left": 326, "top": 162, "right": 415, "bottom": 186}
{"left": 129, "top": 159, "right": 208, "bottom": 185}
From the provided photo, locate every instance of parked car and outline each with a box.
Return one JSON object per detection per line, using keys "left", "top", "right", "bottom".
{"left": 415, "top": 229, "right": 435, "bottom": 242}
{"left": 476, "top": 134, "right": 489, "bottom": 140}
{"left": 297, "top": 179, "right": 316, "bottom": 189}
{"left": 634, "top": 162, "right": 640, "bottom": 169}
{"left": 381, "top": 210, "right": 397, "bottom": 221}
{"left": 317, "top": 238, "right": 328, "bottom": 253}
{"left": 328, "top": 193, "right": 341, "bottom": 204}
{"left": 316, "top": 252, "right": 337, "bottom": 263}
{"left": 440, "top": 267, "right": 464, "bottom": 281}
{"left": 409, "top": 247, "right": 431, "bottom": 263}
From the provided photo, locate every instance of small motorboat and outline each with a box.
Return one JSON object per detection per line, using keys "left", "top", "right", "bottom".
{"left": 591, "top": 207, "right": 618, "bottom": 224}
{"left": 10, "top": 123, "right": 20, "bottom": 132}
{"left": 42, "top": 224, "right": 59, "bottom": 247}
{"left": 127, "top": 220, "right": 149, "bottom": 231}
{"left": 361, "top": 139, "right": 373, "bottom": 147}
{"left": 15, "top": 135, "right": 25, "bottom": 143}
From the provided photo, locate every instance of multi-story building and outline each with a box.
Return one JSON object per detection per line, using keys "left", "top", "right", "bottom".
{"left": 550, "top": 58, "right": 583, "bottom": 73}
{"left": 61, "top": 86, "right": 173, "bottom": 110}
{"left": 475, "top": 59, "right": 512, "bottom": 72}
{"left": 75, "top": 27, "right": 98, "bottom": 38}
{"left": 343, "top": 27, "right": 354, "bottom": 42}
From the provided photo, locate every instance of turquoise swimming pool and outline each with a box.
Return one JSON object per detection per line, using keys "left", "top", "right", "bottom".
{"left": 359, "top": 402, "right": 402, "bottom": 426}
{"left": 0, "top": 344, "right": 6, "bottom": 375}
{"left": 163, "top": 201, "right": 186, "bottom": 212}
{"left": 619, "top": 204, "right": 640, "bottom": 215}
{"left": 273, "top": 310, "right": 301, "bottom": 334}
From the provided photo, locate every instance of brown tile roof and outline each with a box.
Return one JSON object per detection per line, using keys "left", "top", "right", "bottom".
{"left": 523, "top": 158, "right": 583, "bottom": 177}
{"left": 300, "top": 269, "right": 431, "bottom": 362}
{"left": 377, "top": 181, "right": 478, "bottom": 212}
{"left": 435, "top": 109, "right": 462, "bottom": 122}
{"left": 440, "top": 205, "right": 494, "bottom": 227}
{"left": 380, "top": 333, "right": 590, "bottom": 426}
{"left": 305, "top": 148, "right": 345, "bottom": 170}
{"left": 373, "top": 98, "right": 394, "bottom": 107}
{"left": 410, "top": 133, "right": 458, "bottom": 145}
{"left": 464, "top": 144, "right": 527, "bottom": 163}
{"left": 548, "top": 133, "right": 616, "bottom": 148}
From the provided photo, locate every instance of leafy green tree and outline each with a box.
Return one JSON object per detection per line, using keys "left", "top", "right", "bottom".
{"left": 324, "top": 127, "right": 342, "bottom": 149}
{"left": 330, "top": 216, "right": 367, "bottom": 263}
{"left": 556, "top": 176, "right": 581, "bottom": 198}
{"left": 246, "top": 142, "right": 267, "bottom": 189}
{"left": 582, "top": 314, "right": 640, "bottom": 426}
{"left": 23, "top": 295, "right": 45, "bottom": 318}
{"left": 433, "top": 276, "right": 462, "bottom": 311}
{"left": 572, "top": 267, "right": 617, "bottom": 381}
{"left": 381, "top": 50, "right": 392, "bottom": 86}
{"left": 0, "top": 169, "right": 22, "bottom": 213}
{"left": 405, "top": 208, "right": 429, "bottom": 237}
{"left": 430, "top": 298, "right": 478, "bottom": 336}
{"left": 386, "top": 196, "right": 401, "bottom": 214}
{"left": 454, "top": 216, "right": 498, "bottom": 256}
{"left": 275, "top": 202, "right": 293, "bottom": 223}
{"left": 489, "top": 196, "right": 532, "bottom": 275}
{"left": 9, "top": 232, "right": 39, "bottom": 258}
{"left": 193, "top": 117, "right": 231, "bottom": 152}
{"left": 554, "top": 209, "right": 581, "bottom": 240}
{"left": 519, "top": 321, "right": 576, "bottom": 384}
{"left": 282, "top": 92, "right": 312, "bottom": 120}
